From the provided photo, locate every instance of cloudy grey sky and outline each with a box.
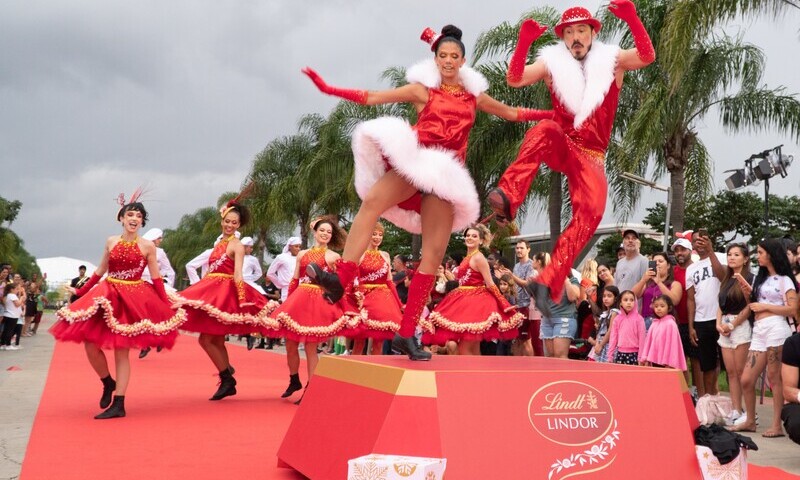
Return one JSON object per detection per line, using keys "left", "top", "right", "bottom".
{"left": 2, "top": 0, "right": 798, "bottom": 263}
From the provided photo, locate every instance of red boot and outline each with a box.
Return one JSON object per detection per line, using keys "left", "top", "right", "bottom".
{"left": 392, "top": 271, "right": 434, "bottom": 361}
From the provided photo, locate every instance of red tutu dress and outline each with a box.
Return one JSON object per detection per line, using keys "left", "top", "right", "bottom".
{"left": 351, "top": 59, "right": 490, "bottom": 234}
{"left": 50, "top": 239, "right": 187, "bottom": 350}
{"left": 173, "top": 237, "right": 279, "bottom": 336}
{"left": 349, "top": 249, "right": 402, "bottom": 340}
{"left": 422, "top": 254, "right": 523, "bottom": 345}
{"left": 271, "top": 247, "right": 357, "bottom": 343}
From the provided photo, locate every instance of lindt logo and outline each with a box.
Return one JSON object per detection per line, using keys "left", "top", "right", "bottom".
{"left": 528, "top": 381, "right": 614, "bottom": 446}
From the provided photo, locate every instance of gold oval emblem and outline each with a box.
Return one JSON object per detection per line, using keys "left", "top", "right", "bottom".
{"left": 527, "top": 380, "right": 614, "bottom": 446}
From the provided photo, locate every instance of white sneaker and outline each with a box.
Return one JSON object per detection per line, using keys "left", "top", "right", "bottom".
{"left": 0, "top": 345, "right": 6, "bottom": 350}
{"left": 726, "top": 410, "right": 742, "bottom": 426}
{"left": 6, "top": 345, "right": 19, "bottom": 351}
{"left": 734, "top": 413, "right": 759, "bottom": 426}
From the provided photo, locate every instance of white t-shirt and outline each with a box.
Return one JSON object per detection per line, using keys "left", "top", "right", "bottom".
{"left": 685, "top": 253, "right": 727, "bottom": 322}
{"left": 3, "top": 293, "right": 22, "bottom": 319}
{"left": 757, "top": 275, "right": 796, "bottom": 306}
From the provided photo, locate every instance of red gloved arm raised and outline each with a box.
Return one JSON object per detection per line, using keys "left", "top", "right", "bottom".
{"left": 302, "top": 67, "right": 368, "bottom": 104}
{"left": 609, "top": 0, "right": 655, "bottom": 64}
{"left": 507, "top": 19, "right": 547, "bottom": 84}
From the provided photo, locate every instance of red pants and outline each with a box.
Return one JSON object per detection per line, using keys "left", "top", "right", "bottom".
{"left": 497, "top": 120, "right": 607, "bottom": 300}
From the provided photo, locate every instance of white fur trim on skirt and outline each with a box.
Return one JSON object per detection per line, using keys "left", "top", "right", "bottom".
{"left": 351, "top": 116, "right": 480, "bottom": 234}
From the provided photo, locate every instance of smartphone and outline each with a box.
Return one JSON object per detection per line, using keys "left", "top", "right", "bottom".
{"left": 697, "top": 228, "right": 709, "bottom": 238}
{"left": 648, "top": 260, "right": 656, "bottom": 271}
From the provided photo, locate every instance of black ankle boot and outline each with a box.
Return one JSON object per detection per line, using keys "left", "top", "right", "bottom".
{"left": 525, "top": 282, "right": 552, "bottom": 318}
{"left": 95, "top": 395, "right": 126, "bottom": 419}
{"left": 209, "top": 367, "right": 237, "bottom": 401}
{"left": 391, "top": 334, "right": 432, "bottom": 361}
{"left": 306, "top": 264, "right": 344, "bottom": 303}
{"left": 100, "top": 375, "right": 116, "bottom": 409}
{"left": 281, "top": 373, "right": 302, "bottom": 398}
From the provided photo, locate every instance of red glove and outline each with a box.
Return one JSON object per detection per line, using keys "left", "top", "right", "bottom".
{"left": 74, "top": 273, "right": 101, "bottom": 298}
{"left": 507, "top": 19, "right": 547, "bottom": 83}
{"left": 516, "top": 108, "right": 554, "bottom": 122}
{"left": 287, "top": 278, "right": 299, "bottom": 297}
{"left": 386, "top": 276, "right": 403, "bottom": 310}
{"left": 152, "top": 278, "right": 169, "bottom": 303}
{"left": 302, "top": 67, "right": 368, "bottom": 104}
{"left": 609, "top": 0, "right": 655, "bottom": 63}
{"left": 488, "top": 285, "right": 517, "bottom": 313}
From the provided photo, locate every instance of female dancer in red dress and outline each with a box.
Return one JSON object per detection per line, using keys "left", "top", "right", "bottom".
{"left": 422, "top": 224, "right": 522, "bottom": 354}
{"left": 350, "top": 222, "right": 402, "bottom": 355}
{"left": 172, "top": 201, "right": 279, "bottom": 401}
{"left": 303, "top": 25, "right": 551, "bottom": 360}
{"left": 51, "top": 199, "right": 187, "bottom": 419}
{"left": 271, "top": 216, "right": 352, "bottom": 403}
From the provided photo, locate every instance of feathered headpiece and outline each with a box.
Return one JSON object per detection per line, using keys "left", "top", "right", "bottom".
{"left": 116, "top": 186, "right": 145, "bottom": 219}
{"left": 220, "top": 182, "right": 255, "bottom": 219}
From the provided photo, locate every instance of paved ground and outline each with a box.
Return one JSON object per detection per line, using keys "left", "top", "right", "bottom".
{"left": 1, "top": 314, "right": 798, "bottom": 479}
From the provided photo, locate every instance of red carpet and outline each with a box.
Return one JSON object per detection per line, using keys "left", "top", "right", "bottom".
{"left": 20, "top": 337, "right": 800, "bottom": 479}
{"left": 21, "top": 335, "right": 305, "bottom": 479}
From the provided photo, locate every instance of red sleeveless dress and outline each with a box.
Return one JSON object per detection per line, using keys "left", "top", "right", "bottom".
{"left": 350, "top": 249, "right": 402, "bottom": 340}
{"left": 422, "top": 255, "right": 523, "bottom": 345}
{"left": 271, "top": 247, "right": 357, "bottom": 343}
{"left": 174, "top": 237, "right": 279, "bottom": 336}
{"left": 352, "top": 85, "right": 481, "bottom": 234}
{"left": 51, "top": 239, "right": 186, "bottom": 350}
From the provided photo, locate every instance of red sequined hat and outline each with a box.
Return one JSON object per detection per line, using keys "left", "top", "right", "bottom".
{"left": 554, "top": 6, "right": 602, "bottom": 38}
{"left": 420, "top": 27, "right": 443, "bottom": 51}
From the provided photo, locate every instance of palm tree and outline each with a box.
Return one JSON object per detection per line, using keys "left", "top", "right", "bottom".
{"left": 160, "top": 206, "right": 220, "bottom": 287}
{"left": 599, "top": 0, "right": 800, "bottom": 232}
{"left": 661, "top": 0, "right": 800, "bottom": 92}
{"left": 471, "top": 7, "right": 571, "bottom": 241}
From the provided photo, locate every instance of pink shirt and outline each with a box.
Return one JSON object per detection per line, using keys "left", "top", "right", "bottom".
{"left": 605, "top": 308, "right": 646, "bottom": 361}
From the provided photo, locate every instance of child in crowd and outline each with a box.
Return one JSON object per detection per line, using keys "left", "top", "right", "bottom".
{"left": 640, "top": 295, "right": 687, "bottom": 370}
{"left": 588, "top": 286, "right": 620, "bottom": 362}
{"left": 605, "top": 290, "right": 646, "bottom": 365}
{"left": 496, "top": 274, "right": 518, "bottom": 356}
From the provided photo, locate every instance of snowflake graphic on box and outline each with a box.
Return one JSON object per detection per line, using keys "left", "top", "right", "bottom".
{"left": 351, "top": 461, "right": 389, "bottom": 480}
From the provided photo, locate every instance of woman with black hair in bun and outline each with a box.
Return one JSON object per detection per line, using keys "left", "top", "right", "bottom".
{"left": 270, "top": 215, "right": 351, "bottom": 404}
{"left": 173, "top": 200, "right": 280, "bottom": 401}
{"left": 302, "top": 25, "right": 551, "bottom": 361}
{"left": 51, "top": 193, "right": 187, "bottom": 419}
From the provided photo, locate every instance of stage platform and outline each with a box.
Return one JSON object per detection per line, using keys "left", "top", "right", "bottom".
{"left": 279, "top": 356, "right": 701, "bottom": 479}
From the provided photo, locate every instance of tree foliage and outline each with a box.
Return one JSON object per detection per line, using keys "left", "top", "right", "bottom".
{"left": 642, "top": 190, "right": 800, "bottom": 249}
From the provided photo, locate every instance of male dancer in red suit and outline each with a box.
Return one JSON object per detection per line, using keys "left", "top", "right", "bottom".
{"left": 487, "top": 0, "right": 655, "bottom": 314}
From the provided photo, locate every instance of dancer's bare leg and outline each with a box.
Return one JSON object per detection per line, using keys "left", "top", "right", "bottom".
{"left": 285, "top": 340, "right": 300, "bottom": 375}
{"left": 418, "top": 195, "right": 454, "bottom": 274}
{"left": 84, "top": 342, "right": 110, "bottom": 378}
{"left": 342, "top": 171, "right": 417, "bottom": 263}
{"left": 113, "top": 348, "right": 131, "bottom": 395}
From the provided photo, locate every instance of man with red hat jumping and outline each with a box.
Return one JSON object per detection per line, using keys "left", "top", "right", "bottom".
{"left": 486, "top": 0, "right": 655, "bottom": 313}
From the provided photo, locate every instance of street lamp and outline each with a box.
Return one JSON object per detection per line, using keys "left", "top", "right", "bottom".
{"left": 620, "top": 172, "right": 672, "bottom": 251}
{"left": 724, "top": 145, "right": 793, "bottom": 237}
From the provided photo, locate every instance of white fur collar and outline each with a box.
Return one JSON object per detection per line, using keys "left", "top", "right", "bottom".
{"left": 537, "top": 40, "right": 620, "bottom": 129}
{"left": 405, "top": 58, "right": 489, "bottom": 97}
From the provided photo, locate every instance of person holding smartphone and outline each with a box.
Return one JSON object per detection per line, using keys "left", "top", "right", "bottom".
{"left": 686, "top": 228, "right": 727, "bottom": 396}
{"left": 632, "top": 252, "right": 683, "bottom": 331}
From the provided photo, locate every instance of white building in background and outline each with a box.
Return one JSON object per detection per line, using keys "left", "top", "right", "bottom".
{"left": 36, "top": 257, "right": 98, "bottom": 298}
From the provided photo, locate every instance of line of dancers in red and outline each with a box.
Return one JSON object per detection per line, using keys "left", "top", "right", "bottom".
{"left": 50, "top": 1, "right": 655, "bottom": 419}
